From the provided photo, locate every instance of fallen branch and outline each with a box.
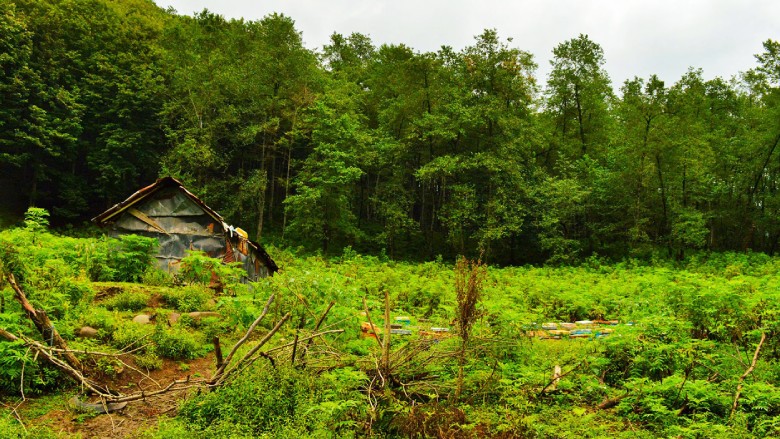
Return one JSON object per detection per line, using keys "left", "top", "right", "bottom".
{"left": 299, "top": 301, "right": 334, "bottom": 366}
{"left": 597, "top": 392, "right": 630, "bottom": 410}
{"left": 213, "top": 312, "right": 291, "bottom": 386}
{"left": 731, "top": 332, "right": 767, "bottom": 419}
{"left": 538, "top": 360, "right": 585, "bottom": 396}
{"left": 264, "top": 329, "right": 344, "bottom": 354}
{"left": 213, "top": 294, "right": 275, "bottom": 379}
{"left": 363, "top": 296, "right": 383, "bottom": 350}
{"left": 6, "top": 273, "right": 81, "bottom": 370}
{"left": 109, "top": 377, "right": 207, "bottom": 403}
{"left": 1, "top": 287, "right": 340, "bottom": 408}
{"left": 1, "top": 327, "right": 207, "bottom": 403}
{"left": 290, "top": 313, "right": 306, "bottom": 365}
{"left": 232, "top": 329, "right": 345, "bottom": 378}
{"left": 0, "top": 329, "right": 108, "bottom": 395}
{"left": 0, "top": 401, "right": 27, "bottom": 434}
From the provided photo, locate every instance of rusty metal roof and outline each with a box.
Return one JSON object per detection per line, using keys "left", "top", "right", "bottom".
{"left": 246, "top": 237, "right": 279, "bottom": 273}
{"left": 92, "top": 177, "right": 224, "bottom": 226}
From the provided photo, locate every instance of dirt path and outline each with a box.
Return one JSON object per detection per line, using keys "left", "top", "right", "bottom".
{"left": 13, "top": 354, "right": 216, "bottom": 438}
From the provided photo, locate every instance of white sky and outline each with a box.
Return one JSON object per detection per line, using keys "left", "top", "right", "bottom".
{"left": 153, "top": 0, "right": 779, "bottom": 88}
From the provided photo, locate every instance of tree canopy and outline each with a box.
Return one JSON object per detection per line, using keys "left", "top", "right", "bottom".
{"left": 1, "top": 0, "right": 779, "bottom": 264}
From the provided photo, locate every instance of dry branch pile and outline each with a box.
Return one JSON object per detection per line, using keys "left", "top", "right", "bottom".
{"left": 0, "top": 273, "right": 341, "bottom": 410}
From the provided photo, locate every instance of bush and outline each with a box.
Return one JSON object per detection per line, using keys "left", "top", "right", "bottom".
{"left": 179, "top": 251, "right": 245, "bottom": 293}
{"left": 135, "top": 349, "right": 164, "bottom": 371}
{"left": 79, "top": 307, "right": 119, "bottom": 336}
{"left": 160, "top": 286, "right": 212, "bottom": 312}
{"left": 142, "top": 267, "right": 175, "bottom": 287}
{"left": 110, "top": 235, "right": 158, "bottom": 282}
{"left": 0, "top": 340, "right": 62, "bottom": 395}
{"left": 178, "top": 365, "right": 366, "bottom": 436}
{"left": 62, "top": 279, "right": 95, "bottom": 306}
{"left": 80, "top": 237, "right": 116, "bottom": 281}
{"left": 103, "top": 291, "right": 149, "bottom": 312}
{"left": 152, "top": 326, "right": 206, "bottom": 360}
{"left": 138, "top": 418, "right": 201, "bottom": 439}
{"left": 178, "top": 251, "right": 222, "bottom": 285}
{"left": 1, "top": 410, "right": 59, "bottom": 438}
{"left": 111, "top": 321, "right": 154, "bottom": 352}
{"left": 197, "top": 316, "right": 231, "bottom": 341}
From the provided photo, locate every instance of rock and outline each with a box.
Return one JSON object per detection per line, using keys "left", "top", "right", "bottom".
{"left": 133, "top": 314, "right": 153, "bottom": 325}
{"left": 187, "top": 311, "right": 221, "bottom": 321}
{"left": 77, "top": 326, "right": 98, "bottom": 338}
{"left": 69, "top": 396, "right": 127, "bottom": 414}
{"left": 168, "top": 312, "right": 181, "bottom": 325}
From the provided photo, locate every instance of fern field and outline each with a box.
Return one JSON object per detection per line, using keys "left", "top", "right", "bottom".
{"left": 2, "top": 220, "right": 780, "bottom": 438}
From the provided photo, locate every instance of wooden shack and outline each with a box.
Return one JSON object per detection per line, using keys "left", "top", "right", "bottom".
{"left": 92, "top": 177, "right": 277, "bottom": 280}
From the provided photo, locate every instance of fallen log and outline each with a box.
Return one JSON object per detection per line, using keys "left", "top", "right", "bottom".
{"left": 68, "top": 396, "right": 127, "bottom": 414}
{"left": 6, "top": 273, "right": 81, "bottom": 370}
{"left": 597, "top": 392, "right": 630, "bottom": 410}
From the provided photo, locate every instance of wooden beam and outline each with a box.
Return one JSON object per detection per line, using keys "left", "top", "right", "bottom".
{"left": 128, "top": 208, "right": 168, "bottom": 235}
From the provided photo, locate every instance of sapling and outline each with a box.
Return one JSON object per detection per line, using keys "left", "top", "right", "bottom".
{"left": 454, "top": 255, "right": 486, "bottom": 401}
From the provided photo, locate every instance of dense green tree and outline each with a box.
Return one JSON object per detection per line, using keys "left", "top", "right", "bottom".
{"left": 0, "top": 0, "right": 168, "bottom": 219}
{"left": 160, "top": 11, "right": 320, "bottom": 239}
{"left": 615, "top": 75, "right": 668, "bottom": 249}
{"left": 741, "top": 40, "right": 780, "bottom": 253}
{"left": 0, "top": 2, "right": 83, "bottom": 211}
{"left": 284, "top": 96, "right": 366, "bottom": 251}
{"left": 544, "top": 34, "right": 613, "bottom": 162}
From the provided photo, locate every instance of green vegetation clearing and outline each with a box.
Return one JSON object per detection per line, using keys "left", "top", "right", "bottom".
{"left": 2, "top": 215, "right": 780, "bottom": 438}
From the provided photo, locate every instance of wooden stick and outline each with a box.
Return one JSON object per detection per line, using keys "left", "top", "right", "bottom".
{"left": 291, "top": 313, "right": 306, "bottom": 365}
{"left": 306, "top": 301, "right": 334, "bottom": 350}
{"left": 731, "top": 332, "right": 767, "bottom": 418}
{"left": 299, "top": 301, "right": 335, "bottom": 367}
{"left": 551, "top": 365, "right": 562, "bottom": 391}
{"left": 109, "top": 379, "right": 206, "bottom": 403}
{"left": 216, "top": 312, "right": 291, "bottom": 385}
{"left": 214, "top": 294, "right": 274, "bottom": 378}
{"left": 263, "top": 329, "right": 344, "bottom": 354}
{"left": 363, "top": 297, "right": 383, "bottom": 349}
{"left": 0, "top": 401, "right": 27, "bottom": 434}
{"left": 598, "top": 392, "right": 630, "bottom": 410}
{"left": 230, "top": 329, "right": 344, "bottom": 379}
{"left": 539, "top": 360, "right": 585, "bottom": 396}
{"left": 382, "top": 290, "right": 391, "bottom": 373}
{"left": 213, "top": 336, "right": 224, "bottom": 370}
{"left": 6, "top": 273, "right": 81, "bottom": 370}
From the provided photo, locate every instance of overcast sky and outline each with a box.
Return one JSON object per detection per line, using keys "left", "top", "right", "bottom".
{"left": 153, "top": 0, "right": 779, "bottom": 89}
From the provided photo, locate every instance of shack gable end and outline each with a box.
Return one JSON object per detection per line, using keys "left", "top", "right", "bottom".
{"left": 111, "top": 187, "right": 225, "bottom": 237}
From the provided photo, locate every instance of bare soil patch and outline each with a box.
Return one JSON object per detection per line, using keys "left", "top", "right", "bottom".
{"left": 12, "top": 354, "right": 215, "bottom": 438}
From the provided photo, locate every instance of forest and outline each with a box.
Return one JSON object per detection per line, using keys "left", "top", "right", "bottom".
{"left": 1, "top": 0, "right": 779, "bottom": 265}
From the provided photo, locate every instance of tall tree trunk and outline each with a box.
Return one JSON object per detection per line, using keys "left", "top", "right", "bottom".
{"left": 268, "top": 156, "right": 276, "bottom": 226}
{"left": 682, "top": 164, "right": 687, "bottom": 208}
{"left": 282, "top": 109, "right": 297, "bottom": 237}
{"left": 575, "top": 85, "right": 586, "bottom": 156}
{"left": 748, "top": 132, "right": 780, "bottom": 205}
{"left": 256, "top": 184, "right": 266, "bottom": 240}
{"left": 655, "top": 153, "right": 671, "bottom": 255}
{"left": 256, "top": 141, "right": 267, "bottom": 240}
